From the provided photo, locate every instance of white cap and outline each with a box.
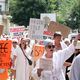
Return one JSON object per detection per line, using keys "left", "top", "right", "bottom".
{"left": 5, "top": 35, "right": 10, "bottom": 38}
{"left": 55, "top": 31, "right": 62, "bottom": 35}
{"left": 12, "top": 38, "right": 18, "bottom": 43}
{"left": 64, "top": 38, "right": 70, "bottom": 43}
{"left": 43, "top": 39, "right": 54, "bottom": 46}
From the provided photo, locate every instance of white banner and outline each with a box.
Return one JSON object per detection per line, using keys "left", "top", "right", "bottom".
{"left": 9, "top": 26, "right": 25, "bottom": 38}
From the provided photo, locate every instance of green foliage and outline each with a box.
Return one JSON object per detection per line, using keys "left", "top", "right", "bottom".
{"left": 54, "top": 0, "right": 80, "bottom": 30}
{"left": 65, "top": 0, "right": 80, "bottom": 29}
{"left": 10, "top": 0, "right": 56, "bottom": 27}
{"left": 9, "top": 0, "right": 17, "bottom": 13}
{"left": 56, "top": 0, "right": 76, "bottom": 24}
{"left": 10, "top": 0, "right": 80, "bottom": 29}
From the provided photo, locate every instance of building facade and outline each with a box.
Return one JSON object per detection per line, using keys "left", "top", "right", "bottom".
{"left": 0, "top": 0, "right": 10, "bottom": 34}
{"left": 0, "top": 0, "right": 9, "bottom": 14}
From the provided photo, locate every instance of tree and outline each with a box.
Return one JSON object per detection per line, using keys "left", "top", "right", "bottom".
{"left": 9, "top": 0, "right": 17, "bottom": 14}
{"left": 10, "top": 0, "right": 56, "bottom": 27}
{"left": 55, "top": 0, "right": 77, "bottom": 24}
{"left": 53, "top": 0, "right": 80, "bottom": 30}
{"left": 65, "top": 0, "right": 80, "bottom": 29}
{"left": 10, "top": 0, "right": 80, "bottom": 29}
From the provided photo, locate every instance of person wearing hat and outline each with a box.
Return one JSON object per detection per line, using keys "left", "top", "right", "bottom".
{"left": 63, "top": 38, "right": 71, "bottom": 80}
{"left": 53, "top": 31, "right": 67, "bottom": 51}
{"left": 32, "top": 39, "right": 54, "bottom": 80}
{"left": 32, "top": 34, "right": 79, "bottom": 80}
{"left": 53, "top": 31, "right": 68, "bottom": 79}
{"left": 65, "top": 40, "right": 80, "bottom": 80}
{"left": 70, "top": 54, "right": 80, "bottom": 80}
{"left": 10, "top": 38, "right": 18, "bottom": 80}
{"left": 70, "top": 41, "right": 80, "bottom": 80}
{"left": 12, "top": 38, "right": 32, "bottom": 80}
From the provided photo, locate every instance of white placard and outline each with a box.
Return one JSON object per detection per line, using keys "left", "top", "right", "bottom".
{"left": 9, "top": 26, "right": 25, "bottom": 38}
{"left": 40, "top": 13, "right": 56, "bottom": 22}
{"left": 29, "top": 18, "right": 45, "bottom": 40}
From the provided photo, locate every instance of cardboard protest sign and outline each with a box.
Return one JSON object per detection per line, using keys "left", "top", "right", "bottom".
{"left": 48, "top": 21, "right": 71, "bottom": 38}
{"left": 0, "top": 25, "right": 4, "bottom": 36}
{"left": 0, "top": 40, "right": 12, "bottom": 68}
{"left": 33, "top": 45, "right": 44, "bottom": 61}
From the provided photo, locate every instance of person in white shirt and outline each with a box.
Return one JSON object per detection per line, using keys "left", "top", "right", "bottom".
{"left": 12, "top": 38, "right": 32, "bottom": 80}
{"left": 52, "top": 32, "right": 68, "bottom": 79}
{"left": 10, "top": 39, "right": 18, "bottom": 80}
{"left": 32, "top": 39, "right": 54, "bottom": 80}
{"left": 70, "top": 54, "right": 80, "bottom": 80}
{"left": 32, "top": 35, "right": 78, "bottom": 80}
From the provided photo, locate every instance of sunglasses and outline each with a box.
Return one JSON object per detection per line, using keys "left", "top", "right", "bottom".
{"left": 13, "top": 42, "right": 17, "bottom": 44}
{"left": 47, "top": 45, "right": 55, "bottom": 49}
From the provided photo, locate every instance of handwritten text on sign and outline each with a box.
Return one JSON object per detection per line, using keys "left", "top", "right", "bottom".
{"left": 0, "top": 40, "right": 12, "bottom": 68}
{"left": 33, "top": 45, "right": 44, "bottom": 61}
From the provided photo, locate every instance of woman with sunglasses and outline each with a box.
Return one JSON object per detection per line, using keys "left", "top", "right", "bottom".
{"left": 32, "top": 35, "right": 78, "bottom": 80}
{"left": 32, "top": 39, "right": 56, "bottom": 80}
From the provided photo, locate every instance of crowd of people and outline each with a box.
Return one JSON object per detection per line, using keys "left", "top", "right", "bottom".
{"left": 0, "top": 32, "right": 80, "bottom": 80}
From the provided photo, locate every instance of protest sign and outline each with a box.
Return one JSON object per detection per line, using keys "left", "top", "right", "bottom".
{"left": 0, "top": 25, "right": 4, "bottom": 36}
{"left": 9, "top": 26, "right": 25, "bottom": 38}
{"left": 48, "top": 21, "right": 71, "bottom": 38}
{"left": 0, "top": 40, "right": 12, "bottom": 68}
{"left": 40, "top": 13, "right": 56, "bottom": 22}
{"left": 39, "top": 58, "right": 53, "bottom": 70}
{"left": 29, "top": 18, "right": 45, "bottom": 40}
{"left": 33, "top": 45, "right": 44, "bottom": 61}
